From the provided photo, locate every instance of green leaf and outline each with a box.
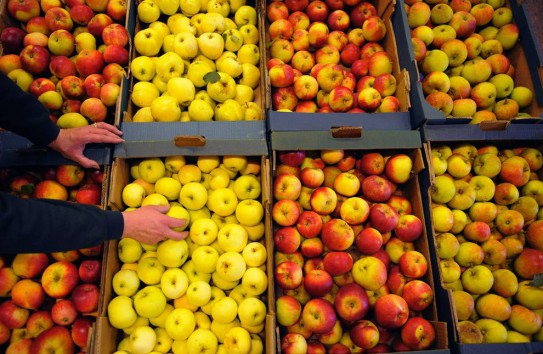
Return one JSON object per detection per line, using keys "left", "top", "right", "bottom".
{"left": 20, "top": 183, "right": 35, "bottom": 196}
{"left": 529, "top": 273, "right": 543, "bottom": 287}
{"left": 204, "top": 72, "right": 221, "bottom": 83}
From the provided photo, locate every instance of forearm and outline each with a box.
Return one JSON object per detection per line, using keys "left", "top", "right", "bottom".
{"left": 0, "top": 72, "right": 60, "bottom": 146}
{"left": 0, "top": 192, "right": 124, "bottom": 253}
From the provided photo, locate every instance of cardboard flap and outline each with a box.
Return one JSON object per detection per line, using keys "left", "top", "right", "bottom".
{"left": 174, "top": 135, "right": 206, "bottom": 147}
{"left": 479, "top": 120, "right": 510, "bottom": 131}
{"left": 330, "top": 126, "right": 362, "bottom": 139}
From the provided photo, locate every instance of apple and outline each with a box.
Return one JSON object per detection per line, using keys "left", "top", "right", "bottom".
{"left": 41, "top": 261, "right": 79, "bottom": 298}
{"left": 323, "top": 251, "right": 353, "bottom": 276}
{"left": 321, "top": 218, "right": 355, "bottom": 251}
{"left": 374, "top": 294, "right": 409, "bottom": 329}
{"left": 399, "top": 250, "right": 428, "bottom": 279}
{"left": 281, "top": 333, "right": 308, "bottom": 354}
{"left": 302, "top": 298, "right": 337, "bottom": 334}
{"left": 304, "top": 269, "right": 333, "bottom": 297}
{"left": 71, "top": 316, "right": 93, "bottom": 348}
{"left": 352, "top": 256, "right": 387, "bottom": 291}
{"left": 361, "top": 175, "right": 393, "bottom": 203}
{"left": 31, "top": 326, "right": 75, "bottom": 353}
{"left": 514, "top": 248, "right": 543, "bottom": 280}
{"left": 11, "top": 279, "right": 45, "bottom": 310}
{"left": 51, "top": 299, "right": 78, "bottom": 326}
{"left": 334, "top": 283, "right": 369, "bottom": 322}
{"left": 401, "top": 317, "right": 436, "bottom": 350}
{"left": 369, "top": 203, "right": 400, "bottom": 233}
{"left": 1, "top": 27, "right": 26, "bottom": 54}
{"left": 11, "top": 253, "right": 48, "bottom": 279}
{"left": 78, "top": 259, "right": 102, "bottom": 284}
{"left": 275, "top": 260, "right": 303, "bottom": 290}
{"left": 72, "top": 283, "right": 99, "bottom": 313}
{"left": 26, "top": 310, "right": 54, "bottom": 338}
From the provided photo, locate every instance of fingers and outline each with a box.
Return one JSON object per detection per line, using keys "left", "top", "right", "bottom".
{"left": 164, "top": 230, "right": 189, "bottom": 241}
{"left": 97, "top": 122, "right": 123, "bottom": 135}
{"left": 67, "top": 153, "right": 99, "bottom": 169}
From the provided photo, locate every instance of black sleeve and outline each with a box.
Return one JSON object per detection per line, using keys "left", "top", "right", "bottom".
{"left": 0, "top": 72, "right": 60, "bottom": 146}
{"left": 0, "top": 192, "right": 124, "bottom": 253}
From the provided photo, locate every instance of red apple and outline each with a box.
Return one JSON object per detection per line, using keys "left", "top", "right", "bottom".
{"left": 20, "top": 44, "right": 51, "bottom": 74}
{"left": 369, "top": 203, "right": 400, "bottom": 233}
{"left": 301, "top": 238, "right": 324, "bottom": 258}
{"left": 394, "top": 214, "right": 423, "bottom": 242}
{"left": 374, "top": 294, "right": 409, "bottom": 329}
{"left": 31, "top": 326, "right": 75, "bottom": 353}
{"left": 71, "top": 283, "right": 99, "bottom": 313}
{"left": 69, "top": 4, "right": 94, "bottom": 25}
{"left": 351, "top": 2, "right": 377, "bottom": 28}
{"left": 513, "top": 248, "right": 543, "bottom": 280}
{"left": 281, "top": 333, "right": 308, "bottom": 354}
{"left": 106, "top": 0, "right": 126, "bottom": 21}
{"left": 71, "top": 316, "right": 93, "bottom": 348}
{"left": 323, "top": 251, "right": 353, "bottom": 276}
{"left": 1, "top": 27, "right": 26, "bottom": 54}
{"left": 0, "top": 300, "right": 30, "bottom": 329}
{"left": 78, "top": 259, "right": 102, "bottom": 284}
{"left": 49, "top": 55, "right": 77, "bottom": 79}
{"left": 86, "top": 13, "right": 113, "bottom": 38}
{"left": 11, "top": 279, "right": 45, "bottom": 310}
{"left": 303, "top": 257, "right": 324, "bottom": 274}
{"left": 321, "top": 218, "right": 355, "bottom": 251}
{"left": 385, "top": 153, "right": 413, "bottom": 185}
{"left": 101, "top": 62, "right": 126, "bottom": 84}
{"left": 8, "top": 0, "right": 41, "bottom": 23}
{"left": 361, "top": 175, "right": 393, "bottom": 202}
{"left": 275, "top": 260, "right": 304, "bottom": 290}
{"left": 33, "top": 180, "right": 68, "bottom": 200}
{"left": 401, "top": 317, "right": 436, "bottom": 350}
{"left": 296, "top": 210, "right": 323, "bottom": 238}
{"left": 56, "top": 164, "right": 85, "bottom": 187}
{"left": 355, "top": 227, "right": 383, "bottom": 255}
{"left": 334, "top": 283, "right": 370, "bottom": 322}
{"left": 11, "top": 253, "right": 49, "bottom": 278}
{"left": 26, "top": 310, "right": 54, "bottom": 338}
{"left": 60, "top": 75, "right": 85, "bottom": 100}
{"left": 75, "top": 49, "right": 104, "bottom": 77}
{"left": 387, "top": 265, "right": 407, "bottom": 296}
{"left": 51, "top": 299, "right": 79, "bottom": 326}
{"left": 102, "top": 44, "right": 129, "bottom": 65}
{"left": 350, "top": 319, "right": 380, "bottom": 350}
{"left": 274, "top": 226, "right": 302, "bottom": 254}
{"left": 302, "top": 298, "right": 337, "bottom": 334}
{"left": 402, "top": 279, "right": 434, "bottom": 312}
{"left": 304, "top": 269, "right": 333, "bottom": 297}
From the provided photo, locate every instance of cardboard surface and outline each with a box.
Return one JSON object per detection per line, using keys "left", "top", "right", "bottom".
{"left": 98, "top": 155, "right": 276, "bottom": 353}
{"left": 395, "top": 0, "right": 543, "bottom": 126}
{"left": 421, "top": 129, "right": 543, "bottom": 353}
{"left": 265, "top": 0, "right": 416, "bottom": 131}
{"left": 270, "top": 143, "right": 449, "bottom": 353}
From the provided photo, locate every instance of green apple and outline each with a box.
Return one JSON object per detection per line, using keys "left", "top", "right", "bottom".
{"left": 134, "top": 28, "right": 163, "bottom": 57}
{"left": 167, "top": 77, "right": 196, "bottom": 106}
{"left": 239, "top": 24, "right": 259, "bottom": 45}
{"left": 476, "top": 318, "right": 507, "bottom": 343}
{"left": 174, "top": 32, "right": 199, "bottom": 60}
{"left": 239, "top": 63, "right": 260, "bottom": 89}
{"left": 188, "top": 99, "right": 215, "bottom": 121}
{"left": 134, "top": 285, "right": 167, "bottom": 318}
{"left": 200, "top": 12, "right": 226, "bottom": 34}
{"left": 118, "top": 237, "right": 143, "bottom": 263}
{"left": 187, "top": 61, "right": 215, "bottom": 87}
{"left": 214, "top": 99, "right": 244, "bottom": 121}
{"left": 130, "top": 56, "right": 156, "bottom": 82}
{"left": 155, "top": 51, "right": 184, "bottom": 82}
{"left": 206, "top": 72, "right": 237, "bottom": 102}
{"left": 138, "top": 0, "right": 161, "bottom": 23}
{"left": 108, "top": 295, "right": 138, "bottom": 329}
{"left": 168, "top": 13, "right": 197, "bottom": 35}
{"left": 113, "top": 269, "right": 140, "bottom": 297}
{"left": 179, "top": 0, "right": 201, "bottom": 16}
{"left": 165, "top": 308, "right": 196, "bottom": 340}
{"left": 216, "top": 56, "right": 243, "bottom": 79}
{"left": 187, "top": 328, "right": 218, "bottom": 353}
{"left": 122, "top": 183, "right": 147, "bottom": 208}
{"left": 489, "top": 73, "right": 514, "bottom": 98}
{"left": 197, "top": 32, "right": 225, "bottom": 60}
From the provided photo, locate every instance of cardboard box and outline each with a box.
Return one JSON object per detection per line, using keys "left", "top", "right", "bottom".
{"left": 118, "top": 0, "right": 267, "bottom": 150}
{"left": 420, "top": 124, "right": 543, "bottom": 354}
{"left": 96, "top": 148, "right": 276, "bottom": 352}
{"left": 270, "top": 129, "right": 450, "bottom": 353}
{"left": 394, "top": 0, "right": 543, "bottom": 126}
{"left": 266, "top": 0, "right": 414, "bottom": 132}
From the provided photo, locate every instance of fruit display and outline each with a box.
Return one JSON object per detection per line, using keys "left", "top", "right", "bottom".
{"left": 404, "top": 0, "right": 541, "bottom": 122}
{"left": 0, "top": 165, "right": 106, "bottom": 353}
{"left": 271, "top": 146, "right": 447, "bottom": 352}
{"left": 0, "top": 0, "right": 128, "bottom": 128}
{"left": 101, "top": 155, "right": 271, "bottom": 353}
{"left": 127, "top": 0, "right": 264, "bottom": 122}
{"left": 265, "top": 0, "right": 408, "bottom": 114}
{"left": 427, "top": 139, "right": 543, "bottom": 344}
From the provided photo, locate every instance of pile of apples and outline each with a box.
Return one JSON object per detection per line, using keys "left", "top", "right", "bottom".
{"left": 407, "top": 0, "right": 534, "bottom": 121}
{"left": 272, "top": 149, "right": 438, "bottom": 352}
{"left": 429, "top": 143, "right": 543, "bottom": 343}
{"left": 0, "top": 165, "right": 106, "bottom": 353}
{"left": 0, "top": 0, "right": 128, "bottom": 127}
{"left": 107, "top": 155, "right": 267, "bottom": 353}
{"left": 128, "top": 0, "right": 263, "bottom": 122}
{"left": 266, "top": 0, "right": 401, "bottom": 114}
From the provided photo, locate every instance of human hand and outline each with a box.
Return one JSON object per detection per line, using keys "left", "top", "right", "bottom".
{"left": 121, "top": 205, "right": 189, "bottom": 244}
{"left": 48, "top": 122, "right": 124, "bottom": 169}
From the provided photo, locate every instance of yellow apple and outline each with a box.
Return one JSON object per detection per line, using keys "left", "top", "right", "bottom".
{"left": 108, "top": 295, "right": 138, "bottom": 329}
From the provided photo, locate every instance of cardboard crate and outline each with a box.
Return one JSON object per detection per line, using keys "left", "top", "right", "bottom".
{"left": 118, "top": 0, "right": 267, "bottom": 149}
{"left": 92, "top": 155, "right": 275, "bottom": 353}
{"left": 270, "top": 129, "right": 450, "bottom": 353}
{"left": 420, "top": 124, "right": 543, "bottom": 354}
{"left": 394, "top": 0, "right": 543, "bottom": 126}
{"left": 265, "top": 0, "right": 414, "bottom": 132}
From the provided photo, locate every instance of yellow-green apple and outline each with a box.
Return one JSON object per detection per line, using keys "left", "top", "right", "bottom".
{"left": 373, "top": 294, "right": 409, "bottom": 329}
{"left": 421, "top": 49, "right": 449, "bottom": 74}
{"left": 408, "top": 2, "right": 431, "bottom": 28}
{"left": 351, "top": 256, "right": 387, "bottom": 291}
{"left": 461, "top": 265, "right": 494, "bottom": 294}
{"left": 481, "top": 238, "right": 507, "bottom": 265}
{"left": 510, "top": 86, "right": 533, "bottom": 108}
{"left": 489, "top": 268, "right": 518, "bottom": 298}
{"left": 468, "top": 175, "right": 496, "bottom": 202}
{"left": 495, "top": 23, "right": 519, "bottom": 51}
{"left": 40, "top": 261, "right": 79, "bottom": 299}
{"left": 492, "top": 98, "right": 519, "bottom": 120}
{"left": 308, "top": 186, "right": 337, "bottom": 216}
{"left": 454, "top": 241, "right": 485, "bottom": 268}
{"left": 133, "top": 28, "right": 162, "bottom": 56}
{"left": 339, "top": 197, "right": 369, "bottom": 226}
{"left": 515, "top": 280, "right": 543, "bottom": 310}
